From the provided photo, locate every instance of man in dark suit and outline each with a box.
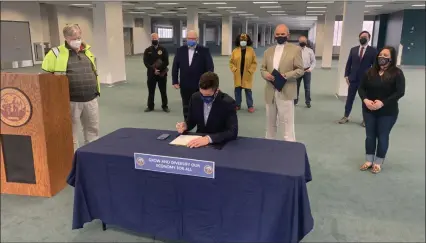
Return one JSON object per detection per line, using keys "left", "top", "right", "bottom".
{"left": 338, "top": 31, "right": 377, "bottom": 126}
{"left": 143, "top": 33, "right": 169, "bottom": 112}
{"left": 176, "top": 72, "right": 238, "bottom": 148}
{"left": 172, "top": 30, "right": 214, "bottom": 119}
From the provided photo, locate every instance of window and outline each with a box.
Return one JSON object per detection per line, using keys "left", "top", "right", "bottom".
{"left": 333, "top": 21, "right": 375, "bottom": 46}
{"left": 157, "top": 27, "right": 173, "bottom": 39}
{"left": 182, "top": 27, "right": 187, "bottom": 38}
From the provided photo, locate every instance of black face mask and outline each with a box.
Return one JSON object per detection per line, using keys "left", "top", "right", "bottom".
{"left": 359, "top": 37, "right": 368, "bottom": 45}
{"left": 299, "top": 42, "right": 307, "bottom": 47}
{"left": 275, "top": 36, "right": 287, "bottom": 45}
{"left": 152, "top": 40, "right": 159, "bottom": 46}
{"left": 378, "top": 57, "right": 390, "bottom": 66}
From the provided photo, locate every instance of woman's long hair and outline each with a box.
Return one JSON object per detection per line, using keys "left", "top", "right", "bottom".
{"left": 367, "top": 46, "right": 400, "bottom": 81}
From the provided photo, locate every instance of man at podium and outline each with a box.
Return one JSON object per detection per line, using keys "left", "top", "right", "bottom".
{"left": 41, "top": 24, "right": 100, "bottom": 150}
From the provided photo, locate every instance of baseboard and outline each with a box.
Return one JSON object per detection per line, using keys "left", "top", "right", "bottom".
{"left": 102, "top": 80, "right": 127, "bottom": 87}
{"left": 335, "top": 93, "right": 347, "bottom": 102}
{"left": 321, "top": 67, "right": 332, "bottom": 70}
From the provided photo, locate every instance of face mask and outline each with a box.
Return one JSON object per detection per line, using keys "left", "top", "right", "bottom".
{"left": 378, "top": 57, "right": 390, "bottom": 66}
{"left": 187, "top": 40, "right": 197, "bottom": 47}
{"left": 240, "top": 41, "right": 247, "bottom": 47}
{"left": 299, "top": 42, "right": 306, "bottom": 47}
{"left": 200, "top": 90, "right": 217, "bottom": 104}
{"left": 275, "top": 36, "right": 287, "bottom": 45}
{"left": 69, "top": 39, "right": 82, "bottom": 49}
{"left": 359, "top": 37, "right": 368, "bottom": 45}
{"left": 152, "top": 40, "right": 159, "bottom": 46}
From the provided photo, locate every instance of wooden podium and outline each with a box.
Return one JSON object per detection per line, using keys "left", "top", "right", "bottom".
{"left": 0, "top": 72, "right": 73, "bottom": 197}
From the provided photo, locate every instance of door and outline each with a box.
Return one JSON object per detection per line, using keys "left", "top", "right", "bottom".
{"left": 1, "top": 21, "right": 33, "bottom": 69}
{"left": 123, "top": 27, "right": 133, "bottom": 56}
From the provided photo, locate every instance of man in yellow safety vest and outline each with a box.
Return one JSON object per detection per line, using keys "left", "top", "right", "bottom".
{"left": 42, "top": 24, "right": 100, "bottom": 150}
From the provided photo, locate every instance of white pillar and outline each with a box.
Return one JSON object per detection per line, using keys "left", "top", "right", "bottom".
{"left": 187, "top": 7, "right": 199, "bottom": 34}
{"left": 336, "top": 1, "right": 365, "bottom": 96}
{"left": 260, "top": 25, "right": 266, "bottom": 47}
{"left": 321, "top": 4, "right": 338, "bottom": 69}
{"left": 314, "top": 15, "right": 325, "bottom": 57}
{"left": 216, "top": 25, "right": 221, "bottom": 46}
{"left": 221, "top": 15, "right": 233, "bottom": 56}
{"left": 243, "top": 20, "right": 248, "bottom": 33}
{"left": 270, "top": 25, "right": 274, "bottom": 44}
{"left": 178, "top": 20, "right": 183, "bottom": 46}
{"left": 92, "top": 2, "right": 126, "bottom": 85}
{"left": 142, "top": 16, "right": 151, "bottom": 51}
{"left": 202, "top": 23, "right": 207, "bottom": 46}
{"left": 253, "top": 23, "right": 259, "bottom": 48}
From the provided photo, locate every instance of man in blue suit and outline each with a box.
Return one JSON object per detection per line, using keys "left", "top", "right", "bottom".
{"left": 172, "top": 30, "right": 214, "bottom": 119}
{"left": 338, "top": 31, "right": 377, "bottom": 126}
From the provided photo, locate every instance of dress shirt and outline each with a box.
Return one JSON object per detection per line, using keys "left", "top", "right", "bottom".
{"left": 188, "top": 46, "right": 196, "bottom": 66}
{"left": 301, "top": 47, "right": 316, "bottom": 71}
{"left": 273, "top": 44, "right": 285, "bottom": 70}
{"left": 359, "top": 44, "right": 368, "bottom": 58}
{"left": 203, "top": 101, "right": 213, "bottom": 143}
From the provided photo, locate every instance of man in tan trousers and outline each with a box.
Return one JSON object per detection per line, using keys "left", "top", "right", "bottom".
{"left": 260, "top": 24, "right": 304, "bottom": 141}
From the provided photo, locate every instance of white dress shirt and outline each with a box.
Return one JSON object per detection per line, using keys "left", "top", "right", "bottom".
{"left": 273, "top": 44, "right": 285, "bottom": 70}
{"left": 301, "top": 47, "right": 316, "bottom": 71}
{"left": 188, "top": 46, "right": 196, "bottom": 66}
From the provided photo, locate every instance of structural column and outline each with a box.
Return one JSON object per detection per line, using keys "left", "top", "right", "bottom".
{"left": 270, "top": 25, "right": 274, "bottom": 44}
{"left": 202, "top": 23, "right": 207, "bottom": 46}
{"left": 260, "top": 25, "right": 266, "bottom": 47}
{"left": 221, "top": 15, "right": 233, "bottom": 56}
{"left": 253, "top": 23, "right": 259, "bottom": 48}
{"left": 243, "top": 20, "right": 248, "bottom": 33}
{"left": 93, "top": 2, "right": 126, "bottom": 84}
{"left": 216, "top": 24, "right": 221, "bottom": 46}
{"left": 314, "top": 15, "right": 325, "bottom": 57}
{"left": 336, "top": 1, "right": 365, "bottom": 97}
{"left": 321, "top": 4, "right": 338, "bottom": 69}
{"left": 187, "top": 7, "right": 199, "bottom": 33}
{"left": 173, "top": 20, "right": 182, "bottom": 46}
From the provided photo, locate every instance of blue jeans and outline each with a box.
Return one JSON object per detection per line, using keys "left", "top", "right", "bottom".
{"left": 234, "top": 87, "right": 254, "bottom": 108}
{"left": 363, "top": 111, "right": 398, "bottom": 165}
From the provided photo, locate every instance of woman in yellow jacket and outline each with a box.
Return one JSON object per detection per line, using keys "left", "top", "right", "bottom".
{"left": 229, "top": 33, "right": 258, "bottom": 113}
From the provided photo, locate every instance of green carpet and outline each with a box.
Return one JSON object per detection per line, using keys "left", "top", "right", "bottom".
{"left": 1, "top": 55, "right": 425, "bottom": 242}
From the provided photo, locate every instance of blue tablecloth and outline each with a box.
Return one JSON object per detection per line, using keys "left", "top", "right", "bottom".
{"left": 67, "top": 128, "right": 313, "bottom": 243}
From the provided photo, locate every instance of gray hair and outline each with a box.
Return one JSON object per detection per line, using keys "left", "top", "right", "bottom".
{"left": 63, "top": 24, "right": 81, "bottom": 37}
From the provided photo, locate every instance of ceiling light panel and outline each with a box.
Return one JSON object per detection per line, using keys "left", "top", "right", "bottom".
{"left": 259, "top": 6, "right": 282, "bottom": 8}
{"left": 202, "top": 2, "right": 227, "bottom": 4}
{"left": 217, "top": 6, "right": 236, "bottom": 9}
{"left": 253, "top": 1, "right": 278, "bottom": 3}
{"left": 306, "top": 6, "right": 327, "bottom": 8}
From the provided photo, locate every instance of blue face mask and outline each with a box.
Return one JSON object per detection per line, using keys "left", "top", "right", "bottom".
{"left": 187, "top": 40, "right": 197, "bottom": 47}
{"left": 200, "top": 90, "right": 217, "bottom": 104}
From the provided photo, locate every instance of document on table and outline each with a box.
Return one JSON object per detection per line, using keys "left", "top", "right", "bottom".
{"left": 169, "top": 135, "right": 202, "bottom": 146}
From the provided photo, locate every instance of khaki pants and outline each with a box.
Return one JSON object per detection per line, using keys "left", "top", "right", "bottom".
{"left": 265, "top": 91, "right": 296, "bottom": 142}
{"left": 70, "top": 99, "right": 99, "bottom": 150}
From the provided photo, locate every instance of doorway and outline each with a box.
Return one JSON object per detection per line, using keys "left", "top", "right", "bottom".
{"left": 1, "top": 21, "right": 33, "bottom": 69}
{"left": 123, "top": 27, "right": 134, "bottom": 56}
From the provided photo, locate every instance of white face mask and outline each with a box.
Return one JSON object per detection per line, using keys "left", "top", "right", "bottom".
{"left": 69, "top": 39, "right": 82, "bottom": 49}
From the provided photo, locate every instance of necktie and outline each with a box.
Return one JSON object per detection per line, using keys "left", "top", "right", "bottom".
{"left": 360, "top": 47, "right": 365, "bottom": 60}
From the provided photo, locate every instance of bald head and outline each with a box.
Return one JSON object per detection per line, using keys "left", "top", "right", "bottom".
{"left": 187, "top": 30, "right": 198, "bottom": 39}
{"left": 274, "top": 24, "right": 289, "bottom": 44}
{"left": 151, "top": 33, "right": 159, "bottom": 40}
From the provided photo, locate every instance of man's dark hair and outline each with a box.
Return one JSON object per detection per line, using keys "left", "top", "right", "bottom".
{"left": 234, "top": 34, "right": 253, "bottom": 47}
{"left": 359, "top": 31, "right": 371, "bottom": 38}
{"left": 199, "top": 72, "right": 219, "bottom": 90}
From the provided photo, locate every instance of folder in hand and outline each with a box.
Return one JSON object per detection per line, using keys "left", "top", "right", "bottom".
{"left": 271, "top": 69, "right": 287, "bottom": 92}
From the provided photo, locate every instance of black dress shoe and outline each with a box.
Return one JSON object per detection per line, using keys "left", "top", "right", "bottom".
{"left": 144, "top": 108, "right": 153, "bottom": 112}
{"left": 162, "top": 107, "right": 170, "bottom": 113}
{"left": 306, "top": 103, "right": 311, "bottom": 108}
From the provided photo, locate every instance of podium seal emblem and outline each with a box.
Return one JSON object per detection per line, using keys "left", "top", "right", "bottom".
{"left": 136, "top": 157, "right": 145, "bottom": 166}
{"left": 1, "top": 87, "right": 32, "bottom": 127}
{"left": 204, "top": 165, "right": 214, "bottom": 175}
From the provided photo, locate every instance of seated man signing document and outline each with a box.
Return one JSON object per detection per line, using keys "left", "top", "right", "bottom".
{"left": 175, "top": 72, "right": 238, "bottom": 148}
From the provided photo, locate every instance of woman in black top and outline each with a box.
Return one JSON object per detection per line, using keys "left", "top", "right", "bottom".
{"left": 358, "top": 46, "right": 405, "bottom": 174}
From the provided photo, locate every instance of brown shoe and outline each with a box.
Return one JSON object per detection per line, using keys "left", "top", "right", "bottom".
{"left": 338, "top": 117, "right": 349, "bottom": 124}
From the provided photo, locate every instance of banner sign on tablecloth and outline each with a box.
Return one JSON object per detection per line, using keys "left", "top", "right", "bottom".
{"left": 134, "top": 153, "right": 215, "bottom": 179}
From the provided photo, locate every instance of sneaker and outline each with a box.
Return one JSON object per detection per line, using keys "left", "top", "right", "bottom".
{"left": 306, "top": 103, "right": 311, "bottom": 108}
{"left": 162, "top": 107, "right": 170, "bottom": 113}
{"left": 144, "top": 108, "right": 153, "bottom": 112}
{"left": 248, "top": 107, "right": 255, "bottom": 113}
{"left": 338, "top": 117, "right": 349, "bottom": 124}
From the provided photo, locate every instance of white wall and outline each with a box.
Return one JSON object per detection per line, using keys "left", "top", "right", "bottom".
{"left": 205, "top": 27, "right": 216, "bottom": 42}
{"left": 1, "top": 1, "right": 44, "bottom": 63}
{"left": 122, "top": 14, "right": 145, "bottom": 54}
{"left": 56, "top": 6, "right": 93, "bottom": 45}
{"left": 40, "top": 4, "right": 50, "bottom": 44}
